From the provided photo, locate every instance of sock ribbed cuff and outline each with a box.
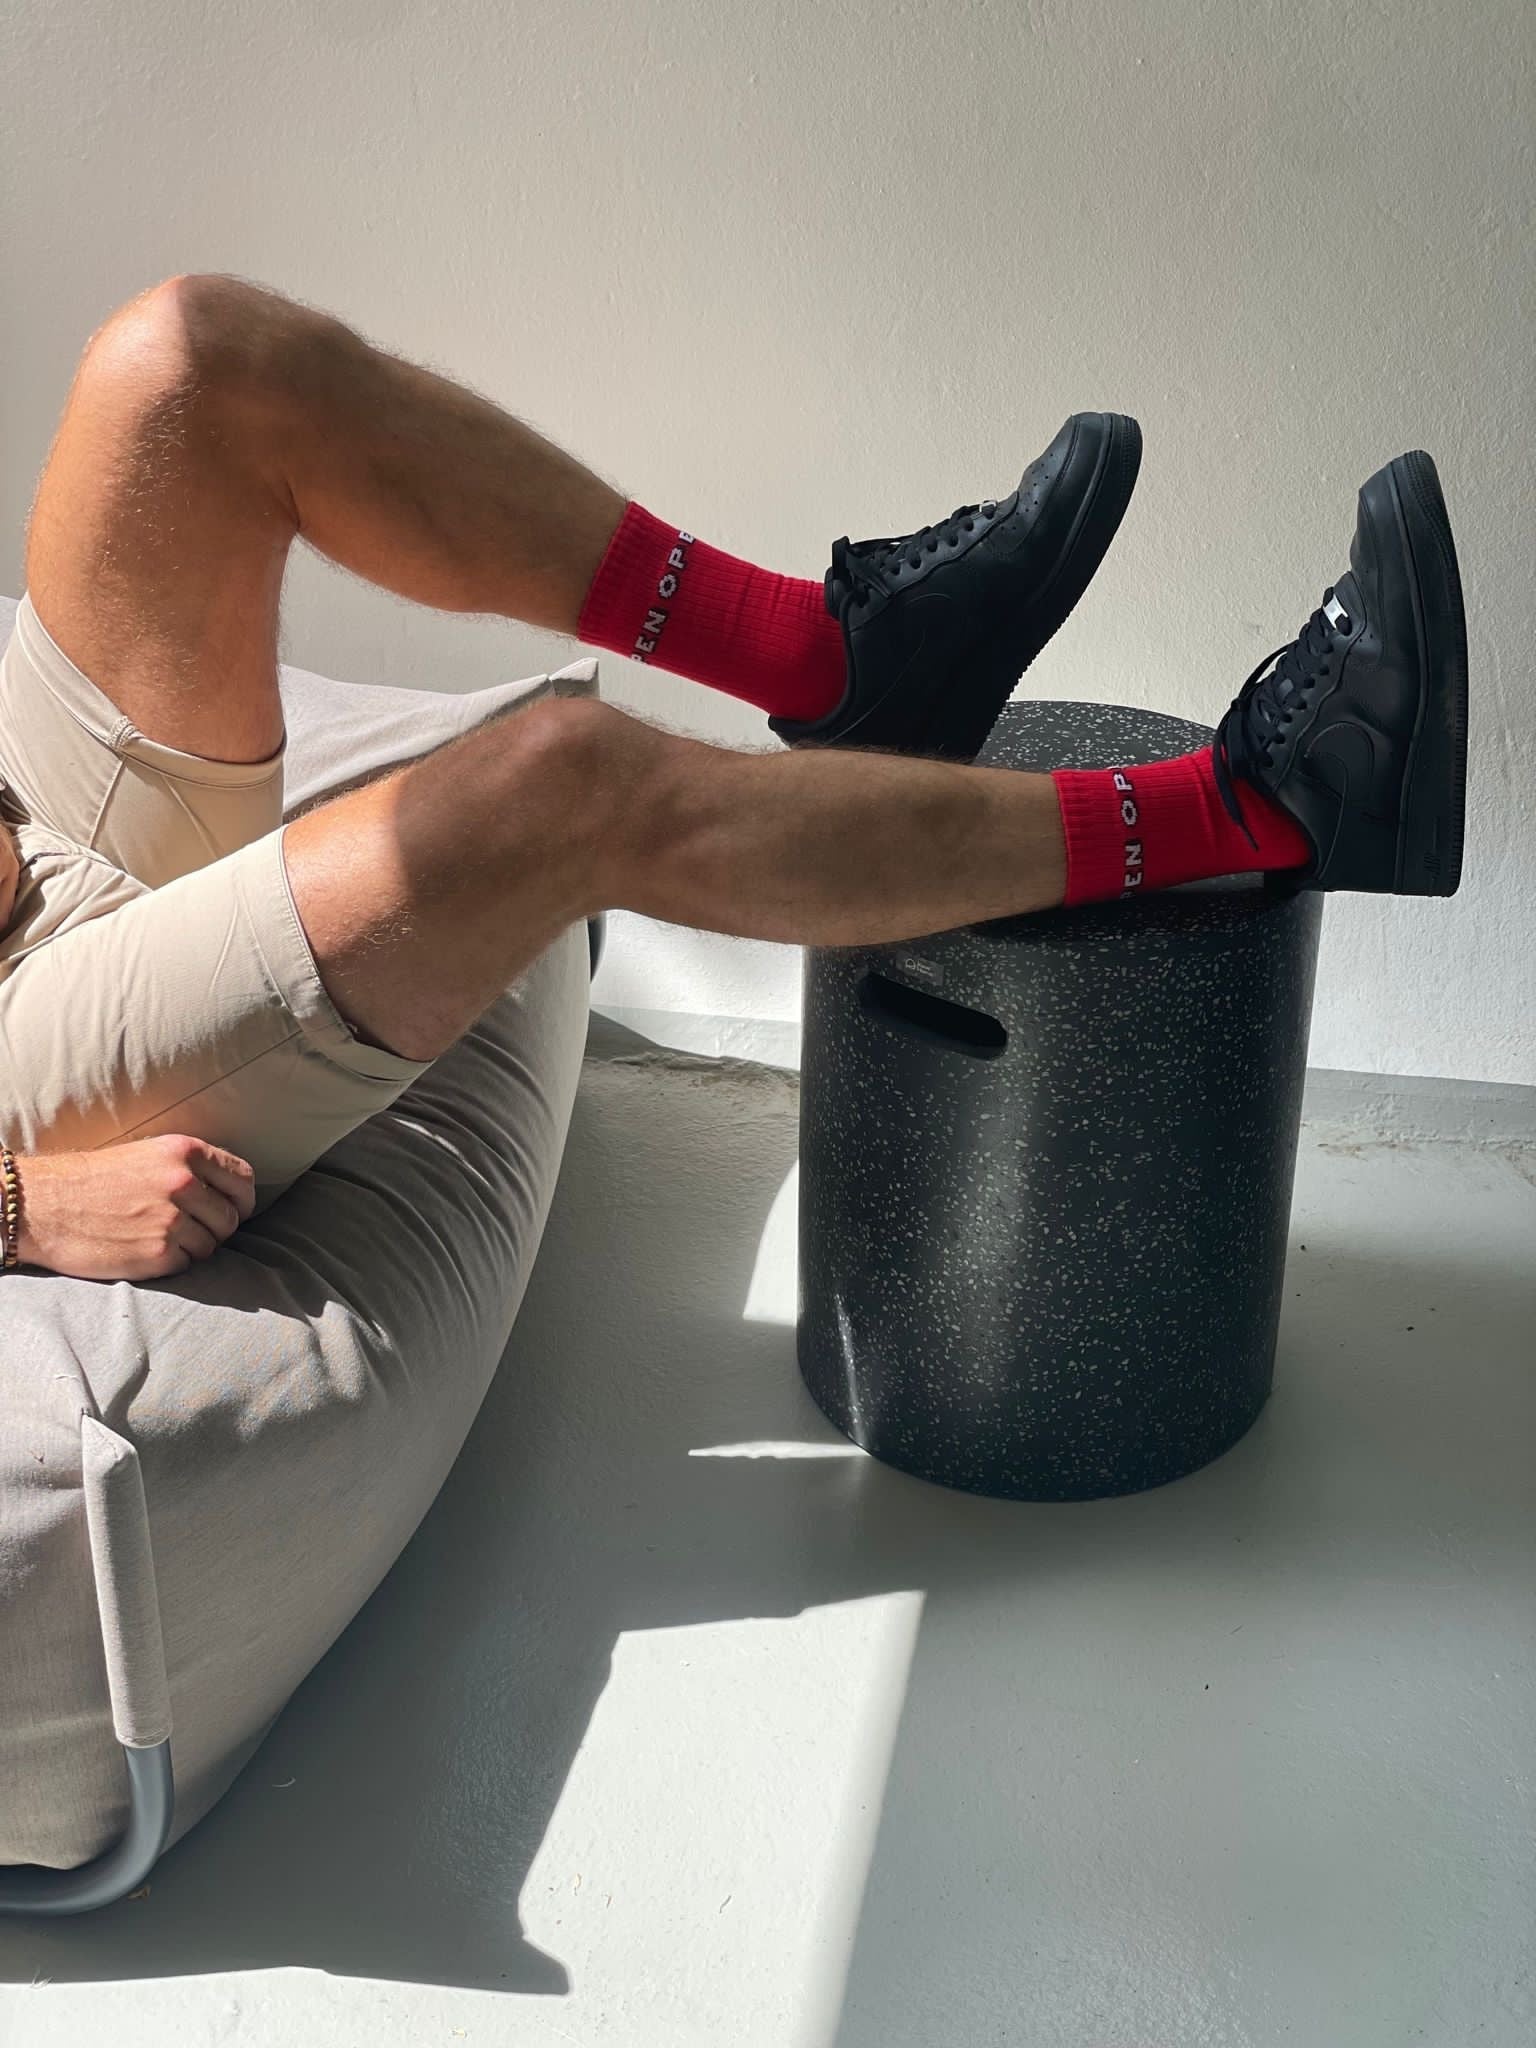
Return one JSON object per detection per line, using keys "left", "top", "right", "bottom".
{"left": 1051, "top": 760, "right": 1193, "bottom": 905}
{"left": 577, "top": 502, "right": 687, "bottom": 664}
{"left": 575, "top": 500, "right": 846, "bottom": 720}
{"left": 1051, "top": 749, "right": 1312, "bottom": 906}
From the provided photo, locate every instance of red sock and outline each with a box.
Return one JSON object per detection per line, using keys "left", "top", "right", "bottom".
{"left": 1051, "top": 748, "right": 1313, "bottom": 904}
{"left": 576, "top": 502, "right": 847, "bottom": 722}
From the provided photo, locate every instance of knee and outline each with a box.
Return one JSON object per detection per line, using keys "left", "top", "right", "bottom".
{"left": 474, "top": 693, "right": 659, "bottom": 916}
{"left": 78, "top": 274, "right": 354, "bottom": 425}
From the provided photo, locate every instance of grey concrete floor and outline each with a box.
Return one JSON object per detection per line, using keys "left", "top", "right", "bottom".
{"left": 2, "top": 1040, "right": 1532, "bottom": 2047}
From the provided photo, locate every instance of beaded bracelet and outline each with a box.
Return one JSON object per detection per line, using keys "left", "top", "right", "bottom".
{"left": 1, "top": 1143, "right": 21, "bottom": 1269}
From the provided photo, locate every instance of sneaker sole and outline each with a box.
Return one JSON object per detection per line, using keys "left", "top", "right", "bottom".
{"left": 922, "top": 410, "right": 1144, "bottom": 761}
{"left": 1384, "top": 450, "right": 1469, "bottom": 896}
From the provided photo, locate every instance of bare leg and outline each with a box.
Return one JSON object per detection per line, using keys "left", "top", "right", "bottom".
{"left": 20, "top": 272, "right": 1066, "bottom": 1064}
{"left": 23, "top": 273, "right": 626, "bottom": 762}
{"left": 284, "top": 695, "right": 1066, "bottom": 1060}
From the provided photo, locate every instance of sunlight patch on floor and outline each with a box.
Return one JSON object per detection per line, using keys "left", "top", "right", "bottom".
{"left": 689, "top": 1440, "right": 864, "bottom": 1460}
{"left": 741, "top": 1160, "right": 800, "bottom": 1328}
{"left": 519, "top": 1593, "right": 923, "bottom": 2044}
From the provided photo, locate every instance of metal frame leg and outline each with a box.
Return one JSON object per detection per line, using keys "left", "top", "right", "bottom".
{"left": 0, "top": 1740, "right": 174, "bottom": 1916}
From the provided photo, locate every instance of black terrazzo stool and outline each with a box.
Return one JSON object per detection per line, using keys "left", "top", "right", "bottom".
{"left": 796, "top": 701, "right": 1325, "bottom": 1502}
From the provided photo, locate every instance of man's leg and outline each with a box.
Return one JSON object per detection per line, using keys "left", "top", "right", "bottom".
{"left": 22, "top": 273, "right": 1144, "bottom": 772}
{"left": 17, "top": 274, "right": 1463, "bottom": 1081}
{"left": 13, "top": 268, "right": 1066, "bottom": 1069}
{"left": 283, "top": 691, "right": 1068, "bottom": 1060}
{"left": 23, "top": 272, "right": 627, "bottom": 766}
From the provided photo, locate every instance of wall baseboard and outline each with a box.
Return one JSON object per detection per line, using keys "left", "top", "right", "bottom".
{"left": 590, "top": 1006, "right": 802, "bottom": 1070}
{"left": 1300, "top": 1067, "right": 1536, "bottom": 1146}
{"left": 589, "top": 1008, "right": 1536, "bottom": 1146}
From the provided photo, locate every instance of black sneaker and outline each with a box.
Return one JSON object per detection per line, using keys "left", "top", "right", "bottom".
{"left": 1212, "top": 450, "right": 1468, "bottom": 896}
{"left": 770, "top": 412, "right": 1142, "bottom": 762}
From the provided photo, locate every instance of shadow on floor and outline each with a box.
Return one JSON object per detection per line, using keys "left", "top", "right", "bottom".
{"left": 1, "top": 1052, "right": 1530, "bottom": 2040}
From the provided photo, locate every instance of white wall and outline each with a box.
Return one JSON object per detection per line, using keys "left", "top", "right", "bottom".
{"left": 2, "top": 0, "right": 1530, "bottom": 1083}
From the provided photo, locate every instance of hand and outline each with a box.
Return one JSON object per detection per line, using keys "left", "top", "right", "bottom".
{"left": 0, "top": 818, "right": 17, "bottom": 930}
{"left": 14, "top": 1134, "right": 257, "bottom": 1281}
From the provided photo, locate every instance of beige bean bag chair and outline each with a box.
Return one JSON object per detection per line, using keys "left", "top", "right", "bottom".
{"left": 0, "top": 596, "right": 599, "bottom": 1907}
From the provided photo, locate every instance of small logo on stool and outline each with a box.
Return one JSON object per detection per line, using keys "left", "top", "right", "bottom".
{"left": 1113, "top": 771, "right": 1144, "bottom": 893}
{"left": 894, "top": 954, "right": 945, "bottom": 989}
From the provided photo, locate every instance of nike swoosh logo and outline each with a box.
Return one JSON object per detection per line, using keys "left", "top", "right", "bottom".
{"left": 877, "top": 628, "right": 931, "bottom": 701}
{"left": 857, "top": 594, "right": 962, "bottom": 708}
{"left": 1298, "top": 723, "right": 1382, "bottom": 873}
{"left": 1302, "top": 722, "right": 1381, "bottom": 799}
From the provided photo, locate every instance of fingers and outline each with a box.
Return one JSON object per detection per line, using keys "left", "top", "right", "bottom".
{"left": 169, "top": 1212, "right": 221, "bottom": 1263}
{"left": 162, "top": 1136, "right": 258, "bottom": 1259}
{"left": 173, "top": 1178, "right": 243, "bottom": 1250}
{"left": 187, "top": 1141, "right": 258, "bottom": 1221}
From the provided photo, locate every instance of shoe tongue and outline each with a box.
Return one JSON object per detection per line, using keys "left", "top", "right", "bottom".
{"left": 824, "top": 539, "right": 859, "bottom": 617}
{"left": 1329, "top": 573, "right": 1363, "bottom": 632}
{"left": 825, "top": 534, "right": 897, "bottom": 616}
{"left": 1267, "top": 571, "right": 1362, "bottom": 717}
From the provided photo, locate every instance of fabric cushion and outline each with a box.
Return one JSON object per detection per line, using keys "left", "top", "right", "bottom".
{"left": 0, "top": 597, "right": 597, "bottom": 1868}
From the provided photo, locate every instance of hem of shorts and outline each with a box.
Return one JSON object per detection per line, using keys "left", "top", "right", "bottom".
{"left": 240, "top": 828, "right": 431, "bottom": 1084}
{"left": 16, "top": 591, "right": 288, "bottom": 789}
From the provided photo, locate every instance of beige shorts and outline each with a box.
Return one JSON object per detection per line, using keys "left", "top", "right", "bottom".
{"left": 0, "top": 593, "right": 433, "bottom": 1213}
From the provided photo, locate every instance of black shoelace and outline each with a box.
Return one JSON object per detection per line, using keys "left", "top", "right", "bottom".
{"left": 1212, "top": 591, "right": 1347, "bottom": 849}
{"left": 828, "top": 498, "right": 1000, "bottom": 605}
